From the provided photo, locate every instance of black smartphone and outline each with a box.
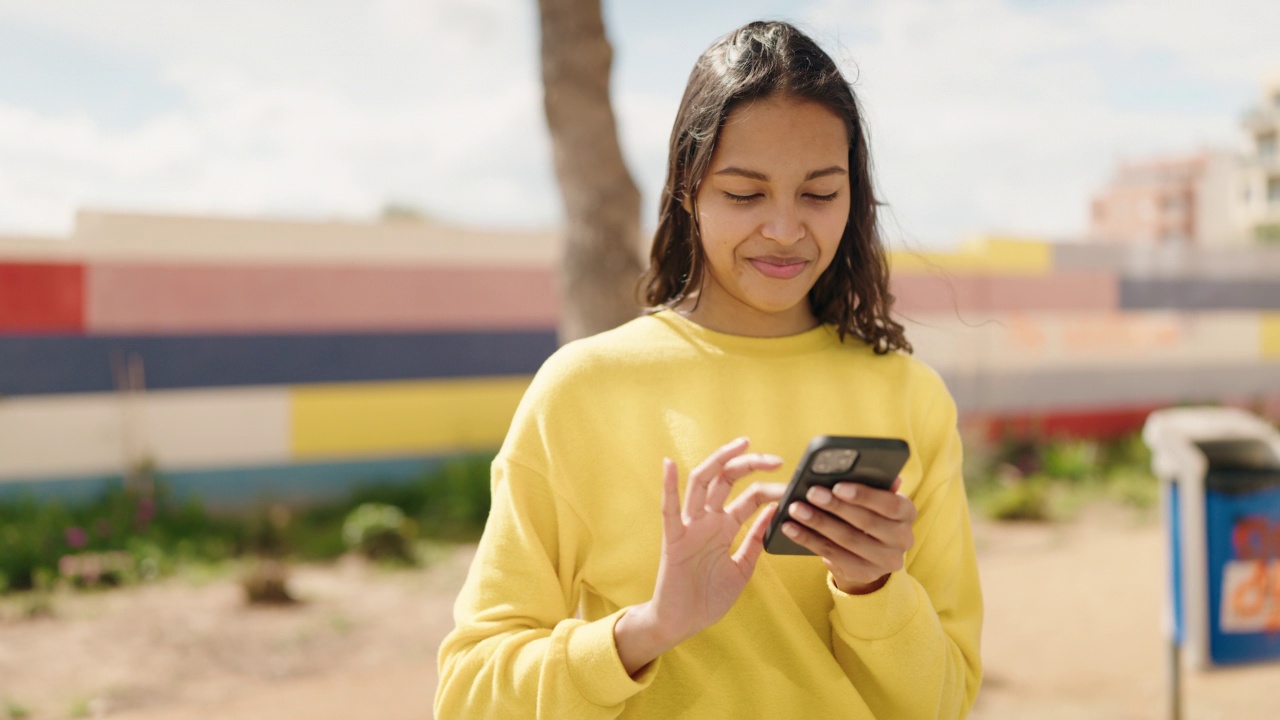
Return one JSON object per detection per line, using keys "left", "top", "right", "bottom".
{"left": 763, "top": 435, "right": 911, "bottom": 556}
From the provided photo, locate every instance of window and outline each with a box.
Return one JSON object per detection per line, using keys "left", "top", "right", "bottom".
{"left": 1260, "top": 132, "right": 1278, "bottom": 160}
{"left": 1270, "top": 176, "right": 1280, "bottom": 204}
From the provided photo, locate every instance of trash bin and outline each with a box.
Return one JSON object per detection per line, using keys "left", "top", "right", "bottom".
{"left": 1144, "top": 407, "right": 1280, "bottom": 669}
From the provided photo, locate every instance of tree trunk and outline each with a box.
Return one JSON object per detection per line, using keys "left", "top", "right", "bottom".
{"left": 537, "top": 0, "right": 644, "bottom": 343}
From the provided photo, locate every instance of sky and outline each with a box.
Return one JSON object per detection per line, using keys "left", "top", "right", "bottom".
{"left": 0, "top": 0, "right": 1277, "bottom": 247}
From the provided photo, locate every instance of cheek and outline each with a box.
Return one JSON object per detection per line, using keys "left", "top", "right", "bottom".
{"left": 815, "top": 202, "right": 851, "bottom": 252}
{"left": 697, "top": 207, "right": 753, "bottom": 257}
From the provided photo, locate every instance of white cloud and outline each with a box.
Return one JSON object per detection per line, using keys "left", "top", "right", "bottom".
{"left": 798, "top": 0, "right": 1278, "bottom": 245}
{"left": 0, "top": 0, "right": 557, "bottom": 234}
{"left": 0, "top": 0, "right": 1275, "bottom": 242}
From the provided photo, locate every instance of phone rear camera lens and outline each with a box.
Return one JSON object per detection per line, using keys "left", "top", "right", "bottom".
{"left": 812, "top": 448, "right": 858, "bottom": 474}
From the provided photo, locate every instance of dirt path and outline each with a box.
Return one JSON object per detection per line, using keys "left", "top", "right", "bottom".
{"left": 3, "top": 509, "right": 1277, "bottom": 719}
{"left": 971, "top": 508, "right": 1277, "bottom": 719}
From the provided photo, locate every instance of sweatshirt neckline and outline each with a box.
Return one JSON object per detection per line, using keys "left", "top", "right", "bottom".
{"left": 651, "top": 309, "right": 840, "bottom": 358}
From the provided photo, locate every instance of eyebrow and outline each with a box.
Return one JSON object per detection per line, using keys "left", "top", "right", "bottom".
{"left": 713, "top": 166, "right": 847, "bottom": 181}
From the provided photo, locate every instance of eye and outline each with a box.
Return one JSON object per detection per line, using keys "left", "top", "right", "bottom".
{"left": 806, "top": 191, "right": 839, "bottom": 203}
{"left": 723, "top": 192, "right": 761, "bottom": 204}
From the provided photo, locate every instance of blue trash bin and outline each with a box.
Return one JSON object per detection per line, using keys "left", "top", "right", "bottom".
{"left": 1146, "top": 408, "right": 1280, "bottom": 670}
{"left": 1198, "top": 438, "right": 1280, "bottom": 665}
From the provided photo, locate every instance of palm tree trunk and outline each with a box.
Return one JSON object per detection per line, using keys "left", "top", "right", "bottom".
{"left": 537, "top": 0, "right": 644, "bottom": 342}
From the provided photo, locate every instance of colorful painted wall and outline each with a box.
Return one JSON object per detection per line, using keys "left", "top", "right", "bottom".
{"left": 0, "top": 212, "right": 559, "bottom": 505}
{"left": 2, "top": 213, "right": 1279, "bottom": 503}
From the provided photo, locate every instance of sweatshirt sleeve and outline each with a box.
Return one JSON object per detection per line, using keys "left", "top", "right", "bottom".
{"left": 826, "top": 392, "right": 984, "bottom": 718}
{"left": 435, "top": 456, "right": 659, "bottom": 719}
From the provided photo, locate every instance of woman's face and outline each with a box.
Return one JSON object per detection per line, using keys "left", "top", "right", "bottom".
{"left": 685, "top": 93, "right": 851, "bottom": 337}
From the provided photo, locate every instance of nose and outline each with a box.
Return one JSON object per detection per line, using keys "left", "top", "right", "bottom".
{"left": 760, "top": 200, "right": 804, "bottom": 246}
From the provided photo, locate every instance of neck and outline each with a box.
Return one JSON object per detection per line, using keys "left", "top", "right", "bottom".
{"left": 674, "top": 294, "right": 819, "bottom": 338}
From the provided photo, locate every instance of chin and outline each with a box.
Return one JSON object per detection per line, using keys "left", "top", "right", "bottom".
{"left": 745, "top": 296, "right": 809, "bottom": 317}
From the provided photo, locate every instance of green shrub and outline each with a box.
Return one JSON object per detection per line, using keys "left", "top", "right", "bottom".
{"left": 416, "top": 456, "right": 492, "bottom": 540}
{"left": 343, "top": 503, "right": 417, "bottom": 563}
{"left": 981, "top": 475, "right": 1053, "bottom": 522}
{"left": 0, "top": 480, "right": 241, "bottom": 593}
{"left": 966, "top": 430, "right": 1159, "bottom": 522}
{"left": 1040, "top": 439, "right": 1097, "bottom": 482}
{"left": 0, "top": 453, "right": 496, "bottom": 595}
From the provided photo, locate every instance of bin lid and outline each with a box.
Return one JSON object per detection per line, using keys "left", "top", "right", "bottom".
{"left": 1144, "top": 407, "right": 1280, "bottom": 485}
{"left": 1195, "top": 438, "right": 1280, "bottom": 471}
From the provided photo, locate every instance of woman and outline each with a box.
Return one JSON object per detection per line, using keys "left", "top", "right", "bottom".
{"left": 437, "top": 20, "right": 982, "bottom": 718}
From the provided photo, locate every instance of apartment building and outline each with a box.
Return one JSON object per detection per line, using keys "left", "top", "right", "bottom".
{"left": 1239, "top": 75, "right": 1280, "bottom": 242}
{"left": 1088, "top": 151, "right": 1242, "bottom": 247}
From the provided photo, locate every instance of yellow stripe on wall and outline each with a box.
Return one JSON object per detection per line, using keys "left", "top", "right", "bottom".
{"left": 1262, "top": 313, "right": 1280, "bottom": 359}
{"left": 889, "top": 235, "right": 1053, "bottom": 275}
{"left": 290, "top": 376, "right": 532, "bottom": 459}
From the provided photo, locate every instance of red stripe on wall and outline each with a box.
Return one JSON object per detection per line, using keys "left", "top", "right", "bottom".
{"left": 969, "top": 405, "right": 1164, "bottom": 442}
{"left": 892, "top": 271, "right": 1118, "bottom": 315}
{"left": 0, "top": 262, "right": 85, "bottom": 333}
{"left": 86, "top": 263, "right": 559, "bottom": 334}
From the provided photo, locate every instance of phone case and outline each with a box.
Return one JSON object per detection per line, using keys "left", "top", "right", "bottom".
{"left": 763, "top": 435, "right": 911, "bottom": 556}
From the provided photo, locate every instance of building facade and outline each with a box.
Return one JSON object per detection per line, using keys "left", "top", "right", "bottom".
{"left": 1238, "top": 75, "right": 1280, "bottom": 243}
{"left": 1089, "top": 151, "right": 1242, "bottom": 247}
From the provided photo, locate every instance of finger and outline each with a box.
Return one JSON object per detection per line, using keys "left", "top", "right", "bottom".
{"left": 780, "top": 520, "right": 888, "bottom": 579}
{"left": 732, "top": 502, "right": 777, "bottom": 572}
{"left": 726, "top": 482, "right": 788, "bottom": 524}
{"left": 685, "top": 437, "right": 749, "bottom": 521}
{"left": 805, "top": 486, "right": 917, "bottom": 551}
{"left": 831, "top": 481, "right": 918, "bottom": 524}
{"left": 719, "top": 453, "right": 784, "bottom": 485}
{"left": 804, "top": 486, "right": 898, "bottom": 546}
{"left": 661, "top": 458, "right": 682, "bottom": 541}
{"left": 705, "top": 453, "right": 783, "bottom": 510}
{"left": 789, "top": 499, "right": 906, "bottom": 563}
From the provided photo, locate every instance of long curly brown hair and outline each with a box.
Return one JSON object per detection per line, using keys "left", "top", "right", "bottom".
{"left": 640, "top": 21, "right": 910, "bottom": 354}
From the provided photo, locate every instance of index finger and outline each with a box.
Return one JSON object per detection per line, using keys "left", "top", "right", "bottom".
{"left": 685, "top": 437, "right": 750, "bottom": 520}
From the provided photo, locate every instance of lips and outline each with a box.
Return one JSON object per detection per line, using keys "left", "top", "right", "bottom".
{"left": 748, "top": 256, "right": 809, "bottom": 279}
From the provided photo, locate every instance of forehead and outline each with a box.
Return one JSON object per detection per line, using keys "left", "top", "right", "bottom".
{"left": 709, "top": 95, "right": 849, "bottom": 174}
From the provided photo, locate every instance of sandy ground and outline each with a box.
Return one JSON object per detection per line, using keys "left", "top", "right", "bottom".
{"left": 2, "top": 508, "right": 1277, "bottom": 720}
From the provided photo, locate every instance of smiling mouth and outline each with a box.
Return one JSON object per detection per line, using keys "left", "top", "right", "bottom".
{"left": 748, "top": 257, "right": 809, "bottom": 279}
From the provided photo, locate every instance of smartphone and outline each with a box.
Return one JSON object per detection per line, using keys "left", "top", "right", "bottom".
{"left": 763, "top": 435, "right": 911, "bottom": 556}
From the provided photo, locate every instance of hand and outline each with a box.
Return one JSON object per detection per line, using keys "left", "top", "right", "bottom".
{"left": 780, "top": 477, "right": 916, "bottom": 595}
{"left": 614, "top": 437, "right": 785, "bottom": 674}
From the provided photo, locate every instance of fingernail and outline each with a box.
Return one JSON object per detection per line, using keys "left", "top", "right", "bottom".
{"left": 782, "top": 523, "right": 799, "bottom": 537}
{"left": 764, "top": 454, "right": 783, "bottom": 464}
{"left": 808, "top": 486, "right": 833, "bottom": 505}
{"left": 834, "top": 483, "right": 857, "bottom": 501}
{"left": 791, "top": 503, "right": 813, "bottom": 520}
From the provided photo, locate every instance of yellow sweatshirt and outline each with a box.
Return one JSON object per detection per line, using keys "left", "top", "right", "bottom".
{"left": 436, "top": 310, "right": 983, "bottom": 719}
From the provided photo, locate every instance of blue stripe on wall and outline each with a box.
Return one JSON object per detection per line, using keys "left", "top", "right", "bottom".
{"left": 0, "top": 454, "right": 478, "bottom": 509}
{"left": 0, "top": 329, "right": 558, "bottom": 396}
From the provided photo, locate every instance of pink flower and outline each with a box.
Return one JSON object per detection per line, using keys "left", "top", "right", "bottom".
{"left": 65, "top": 526, "right": 88, "bottom": 548}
